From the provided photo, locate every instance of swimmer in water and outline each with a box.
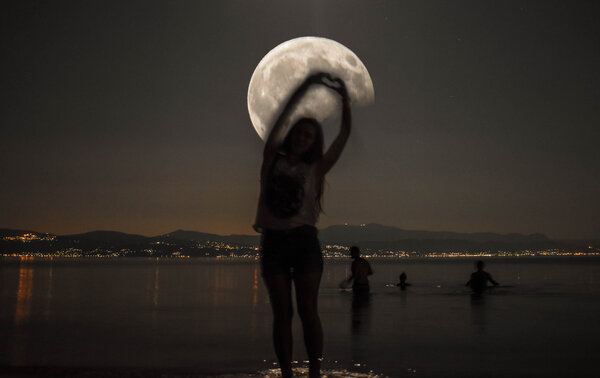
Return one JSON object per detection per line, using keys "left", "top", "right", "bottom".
{"left": 466, "top": 260, "right": 499, "bottom": 296}
{"left": 396, "top": 271, "right": 411, "bottom": 290}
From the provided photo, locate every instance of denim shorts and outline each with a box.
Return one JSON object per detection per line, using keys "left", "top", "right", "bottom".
{"left": 260, "top": 225, "right": 323, "bottom": 277}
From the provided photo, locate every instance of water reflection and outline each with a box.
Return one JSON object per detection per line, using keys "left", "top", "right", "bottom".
{"left": 43, "top": 263, "right": 54, "bottom": 320}
{"left": 350, "top": 290, "right": 371, "bottom": 365}
{"left": 250, "top": 265, "right": 260, "bottom": 341}
{"left": 253, "top": 265, "right": 259, "bottom": 308}
{"left": 470, "top": 295, "right": 488, "bottom": 334}
{"left": 351, "top": 291, "right": 371, "bottom": 334}
{"left": 12, "top": 259, "right": 35, "bottom": 365}
{"left": 153, "top": 263, "right": 160, "bottom": 308}
{"left": 14, "top": 261, "right": 34, "bottom": 325}
{"left": 213, "top": 265, "right": 236, "bottom": 307}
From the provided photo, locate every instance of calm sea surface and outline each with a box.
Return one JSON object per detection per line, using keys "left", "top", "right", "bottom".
{"left": 1, "top": 257, "right": 599, "bottom": 377}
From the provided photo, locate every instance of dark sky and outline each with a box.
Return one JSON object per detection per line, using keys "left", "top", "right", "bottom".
{"left": 2, "top": 1, "right": 599, "bottom": 239}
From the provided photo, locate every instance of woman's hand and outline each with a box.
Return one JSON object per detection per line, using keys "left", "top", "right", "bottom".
{"left": 321, "top": 75, "right": 349, "bottom": 102}
{"left": 305, "top": 72, "right": 331, "bottom": 85}
{"left": 305, "top": 73, "right": 349, "bottom": 100}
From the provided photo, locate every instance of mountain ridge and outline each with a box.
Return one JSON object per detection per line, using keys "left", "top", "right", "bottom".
{"left": 0, "top": 224, "right": 578, "bottom": 243}
{"left": 2, "top": 225, "right": 597, "bottom": 253}
{"left": 318, "top": 223, "right": 550, "bottom": 244}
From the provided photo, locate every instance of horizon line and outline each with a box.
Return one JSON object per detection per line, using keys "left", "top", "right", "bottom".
{"left": 2, "top": 224, "right": 597, "bottom": 242}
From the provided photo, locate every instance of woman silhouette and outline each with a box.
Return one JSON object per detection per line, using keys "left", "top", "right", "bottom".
{"left": 254, "top": 72, "right": 351, "bottom": 377}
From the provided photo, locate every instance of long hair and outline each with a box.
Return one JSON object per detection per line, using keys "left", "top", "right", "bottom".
{"left": 281, "top": 117, "right": 326, "bottom": 214}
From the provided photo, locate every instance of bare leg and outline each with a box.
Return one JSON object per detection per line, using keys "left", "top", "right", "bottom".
{"left": 264, "top": 273, "right": 294, "bottom": 377}
{"left": 295, "top": 271, "right": 323, "bottom": 378}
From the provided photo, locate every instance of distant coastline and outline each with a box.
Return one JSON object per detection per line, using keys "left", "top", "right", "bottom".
{"left": 1, "top": 224, "right": 598, "bottom": 259}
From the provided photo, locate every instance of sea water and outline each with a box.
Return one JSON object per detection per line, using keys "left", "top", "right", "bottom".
{"left": 1, "top": 257, "right": 599, "bottom": 377}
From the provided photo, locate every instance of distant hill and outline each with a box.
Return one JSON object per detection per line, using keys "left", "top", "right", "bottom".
{"left": 157, "top": 230, "right": 259, "bottom": 246}
{"left": 50, "top": 230, "right": 151, "bottom": 251}
{"left": 1, "top": 224, "right": 596, "bottom": 255}
{"left": 0, "top": 224, "right": 554, "bottom": 245}
{"left": 60, "top": 230, "right": 149, "bottom": 244}
{"left": 158, "top": 230, "right": 221, "bottom": 242}
{"left": 0, "top": 228, "right": 52, "bottom": 238}
{"left": 319, "top": 223, "right": 550, "bottom": 244}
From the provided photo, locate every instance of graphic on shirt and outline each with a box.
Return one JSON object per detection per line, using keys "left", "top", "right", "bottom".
{"left": 265, "top": 168, "right": 305, "bottom": 219}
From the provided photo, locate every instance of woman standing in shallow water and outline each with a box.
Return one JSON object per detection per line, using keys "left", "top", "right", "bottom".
{"left": 254, "top": 72, "right": 351, "bottom": 377}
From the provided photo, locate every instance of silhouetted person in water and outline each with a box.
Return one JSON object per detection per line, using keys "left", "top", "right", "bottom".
{"left": 347, "top": 246, "right": 373, "bottom": 293}
{"left": 397, "top": 271, "right": 411, "bottom": 290}
{"left": 254, "top": 72, "right": 351, "bottom": 378}
{"left": 466, "top": 260, "right": 499, "bottom": 296}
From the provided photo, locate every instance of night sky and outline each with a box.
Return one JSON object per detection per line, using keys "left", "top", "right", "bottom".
{"left": 2, "top": 1, "right": 599, "bottom": 240}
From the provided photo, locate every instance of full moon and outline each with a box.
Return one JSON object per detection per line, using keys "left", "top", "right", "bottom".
{"left": 247, "top": 36, "right": 374, "bottom": 141}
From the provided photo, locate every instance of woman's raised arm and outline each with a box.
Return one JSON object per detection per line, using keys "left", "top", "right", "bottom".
{"left": 318, "top": 78, "right": 351, "bottom": 175}
{"left": 262, "top": 73, "right": 330, "bottom": 174}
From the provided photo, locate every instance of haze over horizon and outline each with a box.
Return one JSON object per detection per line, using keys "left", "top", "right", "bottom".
{"left": 2, "top": 1, "right": 599, "bottom": 240}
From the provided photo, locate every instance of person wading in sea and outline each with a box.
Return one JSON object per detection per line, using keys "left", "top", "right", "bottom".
{"left": 348, "top": 246, "right": 373, "bottom": 293}
{"left": 466, "top": 260, "right": 499, "bottom": 296}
